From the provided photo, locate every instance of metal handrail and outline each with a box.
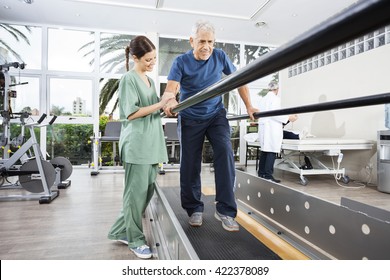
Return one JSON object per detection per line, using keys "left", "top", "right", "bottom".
{"left": 227, "top": 92, "right": 390, "bottom": 121}
{"left": 163, "top": 0, "right": 390, "bottom": 116}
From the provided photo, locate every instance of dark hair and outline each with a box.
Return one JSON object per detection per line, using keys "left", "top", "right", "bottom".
{"left": 0, "top": 71, "right": 4, "bottom": 87}
{"left": 125, "top": 36, "right": 155, "bottom": 71}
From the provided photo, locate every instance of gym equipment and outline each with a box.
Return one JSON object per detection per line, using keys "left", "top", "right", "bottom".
{"left": 0, "top": 114, "right": 61, "bottom": 203}
{"left": 50, "top": 156, "right": 72, "bottom": 188}
{"left": 46, "top": 116, "right": 72, "bottom": 188}
{"left": 90, "top": 121, "right": 122, "bottom": 175}
{"left": 1, "top": 62, "right": 72, "bottom": 203}
{"left": 0, "top": 115, "right": 72, "bottom": 202}
{"left": 1, "top": 62, "right": 26, "bottom": 158}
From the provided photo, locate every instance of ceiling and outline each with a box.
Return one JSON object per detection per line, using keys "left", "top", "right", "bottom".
{"left": 1, "top": 0, "right": 359, "bottom": 46}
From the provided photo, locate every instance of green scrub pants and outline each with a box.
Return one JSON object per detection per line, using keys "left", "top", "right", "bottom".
{"left": 108, "top": 163, "right": 157, "bottom": 248}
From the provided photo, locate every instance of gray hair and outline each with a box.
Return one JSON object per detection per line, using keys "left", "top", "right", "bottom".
{"left": 268, "top": 81, "right": 279, "bottom": 90}
{"left": 191, "top": 20, "right": 215, "bottom": 38}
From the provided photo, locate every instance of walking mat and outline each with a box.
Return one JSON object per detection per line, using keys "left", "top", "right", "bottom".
{"left": 162, "top": 187, "right": 281, "bottom": 260}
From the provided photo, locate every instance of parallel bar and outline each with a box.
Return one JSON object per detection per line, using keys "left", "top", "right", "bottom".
{"left": 227, "top": 92, "right": 390, "bottom": 121}
{"left": 166, "top": 0, "right": 390, "bottom": 115}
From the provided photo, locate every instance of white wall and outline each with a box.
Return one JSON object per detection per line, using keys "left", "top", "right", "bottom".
{"left": 279, "top": 44, "right": 390, "bottom": 184}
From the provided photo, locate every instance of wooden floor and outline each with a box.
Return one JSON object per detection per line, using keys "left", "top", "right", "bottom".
{"left": 0, "top": 164, "right": 389, "bottom": 260}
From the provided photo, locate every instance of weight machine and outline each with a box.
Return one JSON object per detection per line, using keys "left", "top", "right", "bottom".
{"left": 0, "top": 62, "right": 72, "bottom": 204}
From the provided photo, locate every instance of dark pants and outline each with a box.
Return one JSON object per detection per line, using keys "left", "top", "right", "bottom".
{"left": 178, "top": 109, "right": 237, "bottom": 218}
{"left": 258, "top": 151, "right": 277, "bottom": 179}
{"left": 283, "top": 130, "right": 299, "bottom": 140}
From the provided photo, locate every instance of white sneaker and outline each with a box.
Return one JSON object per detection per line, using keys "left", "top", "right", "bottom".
{"left": 189, "top": 212, "right": 203, "bottom": 226}
{"left": 130, "top": 245, "right": 152, "bottom": 259}
{"left": 214, "top": 211, "right": 239, "bottom": 232}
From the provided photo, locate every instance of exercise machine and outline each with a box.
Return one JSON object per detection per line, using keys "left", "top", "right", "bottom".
{"left": 1, "top": 62, "right": 72, "bottom": 203}
{"left": 0, "top": 113, "right": 60, "bottom": 203}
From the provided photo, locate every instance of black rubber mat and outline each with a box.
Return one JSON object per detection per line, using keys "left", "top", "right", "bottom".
{"left": 162, "top": 187, "right": 281, "bottom": 260}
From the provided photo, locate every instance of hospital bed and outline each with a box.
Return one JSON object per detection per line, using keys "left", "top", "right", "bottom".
{"left": 246, "top": 138, "right": 374, "bottom": 186}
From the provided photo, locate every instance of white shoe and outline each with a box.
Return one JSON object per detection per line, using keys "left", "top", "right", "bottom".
{"left": 130, "top": 245, "right": 152, "bottom": 259}
{"left": 300, "top": 127, "right": 315, "bottom": 139}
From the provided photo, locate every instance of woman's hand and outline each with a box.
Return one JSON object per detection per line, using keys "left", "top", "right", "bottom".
{"left": 163, "top": 98, "right": 179, "bottom": 117}
{"left": 160, "top": 91, "right": 176, "bottom": 109}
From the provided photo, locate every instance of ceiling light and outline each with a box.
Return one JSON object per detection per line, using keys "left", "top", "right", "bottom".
{"left": 255, "top": 21, "right": 266, "bottom": 28}
{"left": 19, "top": 0, "right": 34, "bottom": 4}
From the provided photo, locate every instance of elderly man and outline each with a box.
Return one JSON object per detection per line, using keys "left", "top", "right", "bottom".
{"left": 163, "top": 20, "right": 258, "bottom": 231}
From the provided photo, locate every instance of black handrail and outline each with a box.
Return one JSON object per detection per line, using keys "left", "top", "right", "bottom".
{"left": 163, "top": 0, "right": 390, "bottom": 116}
{"left": 227, "top": 92, "right": 390, "bottom": 121}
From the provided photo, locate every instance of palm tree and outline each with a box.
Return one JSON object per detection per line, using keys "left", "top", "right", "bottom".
{"left": 0, "top": 23, "right": 31, "bottom": 62}
{"left": 79, "top": 34, "right": 134, "bottom": 115}
{"left": 99, "top": 78, "right": 120, "bottom": 115}
{"left": 245, "top": 45, "right": 272, "bottom": 65}
{"left": 51, "top": 105, "right": 70, "bottom": 116}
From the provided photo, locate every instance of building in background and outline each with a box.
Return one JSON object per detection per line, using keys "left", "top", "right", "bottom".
{"left": 73, "top": 97, "right": 86, "bottom": 115}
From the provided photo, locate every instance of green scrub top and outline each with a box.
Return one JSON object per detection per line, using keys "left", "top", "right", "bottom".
{"left": 118, "top": 70, "right": 168, "bottom": 164}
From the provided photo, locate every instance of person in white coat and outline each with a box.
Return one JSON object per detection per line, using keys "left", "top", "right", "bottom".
{"left": 258, "top": 81, "right": 298, "bottom": 183}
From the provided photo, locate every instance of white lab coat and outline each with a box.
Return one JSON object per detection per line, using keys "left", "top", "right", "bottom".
{"left": 258, "top": 91, "right": 289, "bottom": 153}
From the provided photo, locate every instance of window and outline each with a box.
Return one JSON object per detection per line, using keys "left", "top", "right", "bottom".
{"left": 8, "top": 76, "right": 40, "bottom": 115}
{"left": 99, "top": 32, "right": 135, "bottom": 74}
{"left": 312, "top": 55, "right": 318, "bottom": 69}
{"left": 48, "top": 28, "right": 94, "bottom": 72}
{"left": 387, "top": 26, "right": 390, "bottom": 44}
{"left": 376, "top": 28, "right": 386, "bottom": 47}
{"left": 348, "top": 41, "right": 355, "bottom": 57}
{"left": 307, "top": 58, "right": 312, "bottom": 71}
{"left": 365, "top": 32, "right": 374, "bottom": 51}
{"left": 158, "top": 37, "right": 190, "bottom": 76}
{"left": 297, "top": 62, "right": 302, "bottom": 74}
{"left": 99, "top": 77, "right": 120, "bottom": 118}
{"left": 47, "top": 124, "right": 93, "bottom": 165}
{"left": 340, "top": 44, "right": 347, "bottom": 60}
{"left": 216, "top": 42, "right": 240, "bottom": 68}
{"left": 49, "top": 78, "right": 93, "bottom": 117}
{"left": 356, "top": 36, "right": 364, "bottom": 54}
{"left": 319, "top": 53, "right": 325, "bottom": 67}
{"left": 244, "top": 44, "right": 274, "bottom": 113}
{"left": 332, "top": 47, "right": 339, "bottom": 63}
{"left": 289, "top": 25, "right": 390, "bottom": 77}
{"left": 0, "top": 24, "right": 42, "bottom": 69}
{"left": 325, "top": 51, "right": 332, "bottom": 65}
